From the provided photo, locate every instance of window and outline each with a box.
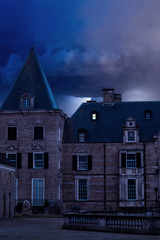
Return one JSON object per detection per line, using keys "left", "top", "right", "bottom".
{"left": 22, "top": 98, "right": 30, "bottom": 107}
{"left": 20, "top": 93, "right": 34, "bottom": 109}
{"left": 78, "top": 156, "right": 88, "bottom": 170}
{"left": 8, "top": 127, "right": 17, "bottom": 140}
{"left": 127, "top": 131, "right": 135, "bottom": 142}
{"left": 72, "top": 155, "right": 92, "bottom": 171}
{"left": 32, "top": 178, "right": 44, "bottom": 206}
{"left": 121, "top": 152, "right": 141, "bottom": 168}
{"left": 79, "top": 132, "right": 85, "bottom": 142}
{"left": 127, "top": 154, "right": 136, "bottom": 168}
{"left": 28, "top": 153, "right": 48, "bottom": 169}
{"left": 128, "top": 179, "right": 136, "bottom": 200}
{"left": 77, "top": 179, "right": 88, "bottom": 200}
{"left": 7, "top": 153, "right": 17, "bottom": 167}
{"left": 145, "top": 110, "right": 152, "bottom": 120}
{"left": 92, "top": 113, "right": 97, "bottom": 120}
{"left": 78, "top": 129, "right": 88, "bottom": 142}
{"left": 34, "top": 153, "right": 44, "bottom": 169}
{"left": 34, "top": 127, "right": 43, "bottom": 140}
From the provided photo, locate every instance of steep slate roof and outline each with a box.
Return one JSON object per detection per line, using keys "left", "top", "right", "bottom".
{"left": 63, "top": 101, "right": 160, "bottom": 143}
{"left": 1, "top": 47, "right": 58, "bottom": 110}
{"left": 0, "top": 153, "right": 13, "bottom": 167}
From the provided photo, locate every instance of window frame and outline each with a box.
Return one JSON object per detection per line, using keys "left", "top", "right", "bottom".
{"left": 79, "top": 131, "right": 85, "bottom": 142}
{"left": 92, "top": 113, "right": 97, "bottom": 120}
{"left": 7, "top": 153, "right": 17, "bottom": 168}
{"left": 77, "top": 155, "right": 88, "bottom": 171}
{"left": 126, "top": 153, "right": 136, "bottom": 168}
{"left": 127, "top": 130, "right": 136, "bottom": 142}
{"left": 76, "top": 177, "right": 89, "bottom": 201}
{"left": 34, "top": 126, "right": 43, "bottom": 140}
{"left": 22, "top": 98, "right": 31, "bottom": 107}
{"left": 127, "top": 179, "right": 136, "bottom": 201}
{"left": 33, "top": 152, "right": 44, "bottom": 169}
{"left": 32, "top": 178, "right": 45, "bottom": 206}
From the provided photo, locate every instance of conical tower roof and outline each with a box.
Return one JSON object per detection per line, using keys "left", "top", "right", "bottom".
{"left": 1, "top": 47, "right": 58, "bottom": 110}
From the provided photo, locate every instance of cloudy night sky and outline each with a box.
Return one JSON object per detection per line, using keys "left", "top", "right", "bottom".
{"left": 0, "top": 0, "right": 160, "bottom": 116}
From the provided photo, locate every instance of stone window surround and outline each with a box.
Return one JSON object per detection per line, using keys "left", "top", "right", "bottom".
{"left": 75, "top": 176, "right": 90, "bottom": 201}
{"left": 19, "top": 93, "right": 35, "bottom": 109}
{"left": 127, "top": 178, "right": 137, "bottom": 201}
{"left": 119, "top": 150, "right": 143, "bottom": 169}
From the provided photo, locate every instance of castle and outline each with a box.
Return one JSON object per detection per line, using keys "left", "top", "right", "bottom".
{"left": 0, "top": 48, "right": 160, "bottom": 217}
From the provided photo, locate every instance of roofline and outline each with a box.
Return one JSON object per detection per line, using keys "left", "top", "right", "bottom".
{"left": 0, "top": 108, "right": 68, "bottom": 119}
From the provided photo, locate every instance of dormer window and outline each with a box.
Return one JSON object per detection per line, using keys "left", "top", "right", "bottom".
{"left": 79, "top": 132, "right": 85, "bottom": 142}
{"left": 22, "top": 98, "right": 30, "bottom": 107}
{"left": 78, "top": 129, "right": 88, "bottom": 142}
{"left": 123, "top": 118, "right": 139, "bottom": 143}
{"left": 20, "top": 93, "right": 34, "bottom": 109}
{"left": 91, "top": 111, "right": 98, "bottom": 121}
{"left": 127, "top": 131, "right": 135, "bottom": 142}
{"left": 145, "top": 110, "right": 152, "bottom": 120}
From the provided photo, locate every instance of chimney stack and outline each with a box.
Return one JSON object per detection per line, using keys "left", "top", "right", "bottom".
{"left": 103, "top": 88, "right": 121, "bottom": 103}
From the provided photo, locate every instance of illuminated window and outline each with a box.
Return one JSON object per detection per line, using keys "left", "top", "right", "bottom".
{"left": 91, "top": 111, "right": 98, "bottom": 120}
{"left": 92, "top": 113, "right": 97, "bottom": 120}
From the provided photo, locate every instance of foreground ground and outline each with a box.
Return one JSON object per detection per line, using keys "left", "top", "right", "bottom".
{"left": 0, "top": 217, "right": 160, "bottom": 240}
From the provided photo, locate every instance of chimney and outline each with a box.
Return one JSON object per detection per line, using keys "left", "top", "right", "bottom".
{"left": 103, "top": 88, "right": 121, "bottom": 103}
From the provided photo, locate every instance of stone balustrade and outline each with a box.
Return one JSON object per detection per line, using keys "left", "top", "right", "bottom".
{"left": 63, "top": 212, "right": 160, "bottom": 234}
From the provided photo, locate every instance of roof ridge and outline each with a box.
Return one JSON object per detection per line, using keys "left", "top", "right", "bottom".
{"left": 32, "top": 49, "right": 59, "bottom": 109}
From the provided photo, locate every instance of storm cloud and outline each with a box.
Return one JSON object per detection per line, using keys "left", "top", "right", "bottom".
{"left": 1, "top": 0, "right": 160, "bottom": 115}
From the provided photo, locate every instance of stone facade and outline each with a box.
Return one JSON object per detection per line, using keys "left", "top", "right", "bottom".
{"left": 0, "top": 110, "right": 66, "bottom": 210}
{"left": 62, "top": 89, "right": 160, "bottom": 214}
{"left": 62, "top": 142, "right": 146, "bottom": 212}
{"left": 0, "top": 161, "right": 15, "bottom": 219}
{"left": 0, "top": 48, "right": 67, "bottom": 213}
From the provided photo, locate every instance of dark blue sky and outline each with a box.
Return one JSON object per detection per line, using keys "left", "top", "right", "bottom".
{"left": 1, "top": 0, "right": 160, "bottom": 115}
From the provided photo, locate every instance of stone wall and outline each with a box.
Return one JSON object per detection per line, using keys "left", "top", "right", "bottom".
{"left": 0, "top": 164, "right": 15, "bottom": 219}
{"left": 62, "top": 142, "right": 152, "bottom": 213}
